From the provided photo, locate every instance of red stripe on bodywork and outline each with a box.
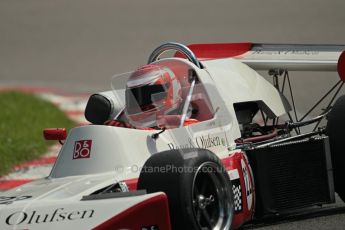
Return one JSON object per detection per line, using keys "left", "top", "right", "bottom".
{"left": 0, "top": 179, "right": 32, "bottom": 190}
{"left": 93, "top": 193, "right": 171, "bottom": 230}
{"left": 175, "top": 43, "right": 252, "bottom": 60}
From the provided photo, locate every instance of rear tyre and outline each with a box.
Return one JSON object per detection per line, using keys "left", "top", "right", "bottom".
{"left": 137, "top": 148, "right": 234, "bottom": 230}
{"left": 327, "top": 95, "right": 345, "bottom": 201}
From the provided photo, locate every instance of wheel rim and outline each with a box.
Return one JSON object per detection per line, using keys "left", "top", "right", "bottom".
{"left": 192, "top": 162, "right": 233, "bottom": 230}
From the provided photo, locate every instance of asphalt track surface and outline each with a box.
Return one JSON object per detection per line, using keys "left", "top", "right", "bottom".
{"left": 1, "top": 0, "right": 345, "bottom": 229}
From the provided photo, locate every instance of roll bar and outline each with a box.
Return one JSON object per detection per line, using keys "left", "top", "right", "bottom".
{"left": 147, "top": 42, "right": 202, "bottom": 68}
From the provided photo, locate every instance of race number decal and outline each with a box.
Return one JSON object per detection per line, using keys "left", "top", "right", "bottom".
{"left": 241, "top": 159, "right": 253, "bottom": 210}
{"left": 73, "top": 140, "right": 92, "bottom": 160}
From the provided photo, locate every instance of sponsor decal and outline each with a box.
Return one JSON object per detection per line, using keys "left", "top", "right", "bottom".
{"left": 73, "top": 140, "right": 92, "bottom": 160}
{"left": 0, "top": 196, "right": 32, "bottom": 205}
{"left": 5, "top": 208, "right": 94, "bottom": 225}
{"left": 167, "top": 134, "right": 226, "bottom": 150}
{"left": 252, "top": 50, "right": 319, "bottom": 55}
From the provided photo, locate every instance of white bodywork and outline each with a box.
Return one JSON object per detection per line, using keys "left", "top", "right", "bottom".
{"left": 0, "top": 51, "right": 288, "bottom": 229}
{"left": 0, "top": 174, "right": 163, "bottom": 229}
{"left": 202, "top": 58, "right": 287, "bottom": 117}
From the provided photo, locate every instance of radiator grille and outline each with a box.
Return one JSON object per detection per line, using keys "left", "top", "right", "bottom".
{"left": 246, "top": 137, "right": 334, "bottom": 216}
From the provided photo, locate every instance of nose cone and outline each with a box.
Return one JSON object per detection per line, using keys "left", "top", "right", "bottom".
{"left": 49, "top": 125, "right": 152, "bottom": 179}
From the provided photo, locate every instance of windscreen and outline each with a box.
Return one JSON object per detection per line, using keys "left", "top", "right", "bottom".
{"left": 111, "top": 60, "right": 214, "bottom": 129}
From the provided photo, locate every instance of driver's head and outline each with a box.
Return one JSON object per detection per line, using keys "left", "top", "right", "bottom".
{"left": 125, "top": 64, "right": 182, "bottom": 127}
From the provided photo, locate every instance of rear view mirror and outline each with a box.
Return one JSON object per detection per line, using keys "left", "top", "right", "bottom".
{"left": 43, "top": 128, "right": 67, "bottom": 141}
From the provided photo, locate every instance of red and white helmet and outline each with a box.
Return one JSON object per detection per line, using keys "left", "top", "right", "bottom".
{"left": 125, "top": 64, "right": 182, "bottom": 127}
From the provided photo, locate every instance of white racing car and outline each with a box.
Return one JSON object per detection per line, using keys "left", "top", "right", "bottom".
{"left": 1, "top": 42, "right": 345, "bottom": 230}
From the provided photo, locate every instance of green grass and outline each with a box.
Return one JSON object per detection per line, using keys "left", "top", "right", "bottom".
{"left": 0, "top": 91, "right": 75, "bottom": 176}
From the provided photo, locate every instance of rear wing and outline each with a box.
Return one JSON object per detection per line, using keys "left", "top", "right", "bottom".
{"left": 183, "top": 43, "right": 345, "bottom": 82}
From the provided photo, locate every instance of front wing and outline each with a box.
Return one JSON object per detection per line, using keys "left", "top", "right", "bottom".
{"left": 0, "top": 192, "right": 171, "bottom": 230}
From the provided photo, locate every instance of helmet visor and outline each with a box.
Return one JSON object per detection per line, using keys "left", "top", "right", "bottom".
{"left": 126, "top": 82, "right": 169, "bottom": 114}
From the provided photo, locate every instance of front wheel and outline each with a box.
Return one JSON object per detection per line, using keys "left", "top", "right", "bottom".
{"left": 137, "top": 148, "right": 234, "bottom": 230}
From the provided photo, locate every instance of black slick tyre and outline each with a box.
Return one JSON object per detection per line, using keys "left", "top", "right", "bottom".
{"left": 137, "top": 148, "right": 234, "bottom": 230}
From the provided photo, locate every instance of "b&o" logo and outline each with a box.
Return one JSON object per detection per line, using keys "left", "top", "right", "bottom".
{"left": 73, "top": 140, "right": 92, "bottom": 160}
